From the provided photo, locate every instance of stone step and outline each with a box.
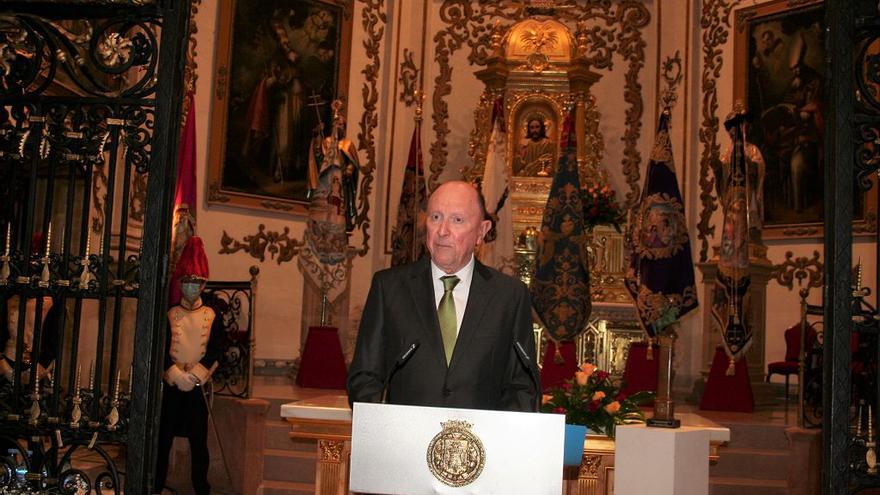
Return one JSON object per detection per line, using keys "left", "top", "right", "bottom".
{"left": 721, "top": 423, "right": 790, "bottom": 450}
{"left": 710, "top": 476, "right": 788, "bottom": 495}
{"left": 710, "top": 447, "right": 790, "bottom": 480}
{"left": 260, "top": 480, "right": 315, "bottom": 495}
{"left": 262, "top": 448, "right": 316, "bottom": 484}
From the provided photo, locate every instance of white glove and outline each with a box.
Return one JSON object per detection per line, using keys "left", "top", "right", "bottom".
{"left": 165, "top": 366, "right": 196, "bottom": 392}
{"left": 177, "top": 372, "right": 199, "bottom": 392}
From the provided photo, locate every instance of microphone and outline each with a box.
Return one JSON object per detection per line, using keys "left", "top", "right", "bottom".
{"left": 381, "top": 340, "right": 420, "bottom": 403}
{"left": 514, "top": 340, "right": 541, "bottom": 412}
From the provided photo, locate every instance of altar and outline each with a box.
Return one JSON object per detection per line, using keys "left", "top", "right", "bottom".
{"left": 280, "top": 395, "right": 729, "bottom": 495}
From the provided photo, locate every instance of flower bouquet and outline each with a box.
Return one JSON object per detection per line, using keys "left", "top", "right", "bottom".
{"left": 581, "top": 182, "right": 625, "bottom": 233}
{"left": 541, "top": 362, "right": 652, "bottom": 438}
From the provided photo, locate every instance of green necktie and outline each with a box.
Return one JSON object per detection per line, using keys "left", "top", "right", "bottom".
{"left": 438, "top": 275, "right": 460, "bottom": 365}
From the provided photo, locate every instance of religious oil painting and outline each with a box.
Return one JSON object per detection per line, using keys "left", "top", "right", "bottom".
{"left": 734, "top": 0, "right": 876, "bottom": 238}
{"left": 511, "top": 100, "right": 559, "bottom": 178}
{"left": 208, "top": 0, "right": 352, "bottom": 214}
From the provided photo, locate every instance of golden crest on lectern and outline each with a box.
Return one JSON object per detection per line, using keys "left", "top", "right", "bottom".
{"left": 426, "top": 419, "right": 486, "bottom": 487}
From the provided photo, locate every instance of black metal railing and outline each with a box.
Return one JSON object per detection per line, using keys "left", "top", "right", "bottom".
{"left": 203, "top": 266, "right": 259, "bottom": 399}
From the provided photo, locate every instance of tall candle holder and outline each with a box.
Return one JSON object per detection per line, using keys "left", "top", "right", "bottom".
{"left": 105, "top": 370, "right": 121, "bottom": 431}
{"left": 28, "top": 375, "right": 42, "bottom": 426}
{"left": 38, "top": 222, "right": 52, "bottom": 287}
{"left": 78, "top": 233, "right": 93, "bottom": 289}
{"left": 868, "top": 405, "right": 877, "bottom": 475}
{"left": 70, "top": 365, "right": 82, "bottom": 429}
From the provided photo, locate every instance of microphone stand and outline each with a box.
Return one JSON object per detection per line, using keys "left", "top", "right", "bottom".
{"left": 381, "top": 341, "right": 420, "bottom": 404}
{"left": 514, "top": 340, "right": 541, "bottom": 412}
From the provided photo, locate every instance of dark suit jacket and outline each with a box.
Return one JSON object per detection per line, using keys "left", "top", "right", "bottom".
{"left": 347, "top": 257, "right": 539, "bottom": 412}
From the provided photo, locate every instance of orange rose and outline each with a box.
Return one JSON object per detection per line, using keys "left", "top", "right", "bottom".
{"left": 580, "top": 363, "right": 597, "bottom": 378}
{"left": 592, "top": 391, "right": 605, "bottom": 401}
{"left": 604, "top": 401, "right": 621, "bottom": 414}
{"left": 542, "top": 394, "right": 553, "bottom": 405}
{"left": 575, "top": 371, "right": 588, "bottom": 386}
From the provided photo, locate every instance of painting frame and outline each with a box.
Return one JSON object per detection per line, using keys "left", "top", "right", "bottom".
{"left": 733, "top": 0, "right": 877, "bottom": 239}
{"left": 207, "top": 0, "right": 353, "bottom": 215}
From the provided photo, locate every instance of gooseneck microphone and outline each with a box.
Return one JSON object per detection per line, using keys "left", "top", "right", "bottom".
{"left": 381, "top": 340, "right": 420, "bottom": 403}
{"left": 514, "top": 340, "right": 541, "bottom": 412}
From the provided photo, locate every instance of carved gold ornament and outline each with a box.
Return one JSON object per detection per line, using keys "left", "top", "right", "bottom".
{"left": 353, "top": 0, "right": 384, "bottom": 256}
{"left": 427, "top": 420, "right": 486, "bottom": 487}
{"left": 431, "top": 1, "right": 649, "bottom": 196}
{"left": 697, "top": 0, "right": 737, "bottom": 261}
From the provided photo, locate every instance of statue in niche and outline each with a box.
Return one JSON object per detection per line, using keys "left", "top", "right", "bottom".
{"left": 713, "top": 107, "right": 766, "bottom": 244}
{"left": 513, "top": 113, "right": 556, "bottom": 177}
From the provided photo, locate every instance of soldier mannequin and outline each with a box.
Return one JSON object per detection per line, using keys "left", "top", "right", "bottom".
{"left": 153, "top": 237, "right": 222, "bottom": 495}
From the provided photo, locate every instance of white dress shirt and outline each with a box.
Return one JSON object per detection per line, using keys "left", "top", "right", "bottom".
{"left": 430, "top": 256, "right": 475, "bottom": 336}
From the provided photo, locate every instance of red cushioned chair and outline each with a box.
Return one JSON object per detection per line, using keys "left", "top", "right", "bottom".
{"left": 767, "top": 323, "right": 817, "bottom": 399}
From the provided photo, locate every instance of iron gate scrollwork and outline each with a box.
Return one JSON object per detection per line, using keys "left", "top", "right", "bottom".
{"left": 0, "top": 1, "right": 191, "bottom": 493}
{"left": 202, "top": 266, "right": 258, "bottom": 399}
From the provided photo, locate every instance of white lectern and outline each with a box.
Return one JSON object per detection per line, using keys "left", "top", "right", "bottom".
{"left": 350, "top": 402, "right": 565, "bottom": 494}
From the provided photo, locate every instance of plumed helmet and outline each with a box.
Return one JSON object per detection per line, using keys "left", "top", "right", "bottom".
{"left": 172, "top": 236, "right": 209, "bottom": 281}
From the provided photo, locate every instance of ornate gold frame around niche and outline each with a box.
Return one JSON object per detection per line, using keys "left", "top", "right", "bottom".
{"left": 464, "top": 16, "right": 629, "bottom": 305}
{"left": 431, "top": 0, "right": 650, "bottom": 207}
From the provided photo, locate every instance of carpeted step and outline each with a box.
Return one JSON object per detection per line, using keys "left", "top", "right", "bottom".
{"left": 710, "top": 476, "right": 787, "bottom": 495}
{"left": 710, "top": 447, "right": 790, "bottom": 480}
{"left": 721, "top": 423, "right": 790, "bottom": 450}
{"left": 262, "top": 448, "right": 316, "bottom": 484}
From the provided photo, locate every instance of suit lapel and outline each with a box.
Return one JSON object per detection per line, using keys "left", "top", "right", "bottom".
{"left": 450, "top": 261, "right": 495, "bottom": 369}
{"left": 406, "top": 258, "right": 448, "bottom": 369}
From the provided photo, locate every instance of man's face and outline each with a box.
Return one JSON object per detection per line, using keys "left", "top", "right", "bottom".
{"left": 527, "top": 119, "right": 543, "bottom": 141}
{"left": 425, "top": 182, "right": 491, "bottom": 274}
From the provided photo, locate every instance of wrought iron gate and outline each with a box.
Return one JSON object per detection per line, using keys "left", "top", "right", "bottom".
{"left": 824, "top": 1, "right": 880, "bottom": 493}
{"left": 0, "top": 1, "right": 190, "bottom": 493}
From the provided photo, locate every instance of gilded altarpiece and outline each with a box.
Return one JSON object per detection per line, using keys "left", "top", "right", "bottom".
{"left": 465, "top": 18, "right": 641, "bottom": 377}
{"left": 463, "top": 19, "right": 637, "bottom": 494}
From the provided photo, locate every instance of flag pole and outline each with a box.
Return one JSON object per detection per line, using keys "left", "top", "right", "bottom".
{"left": 412, "top": 90, "right": 424, "bottom": 262}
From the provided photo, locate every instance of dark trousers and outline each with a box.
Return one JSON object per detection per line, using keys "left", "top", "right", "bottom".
{"left": 153, "top": 385, "right": 210, "bottom": 495}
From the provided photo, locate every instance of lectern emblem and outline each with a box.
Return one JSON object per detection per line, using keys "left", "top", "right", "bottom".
{"left": 426, "top": 419, "right": 486, "bottom": 487}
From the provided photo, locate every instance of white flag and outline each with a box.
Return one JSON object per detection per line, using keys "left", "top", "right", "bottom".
{"left": 480, "top": 103, "right": 515, "bottom": 275}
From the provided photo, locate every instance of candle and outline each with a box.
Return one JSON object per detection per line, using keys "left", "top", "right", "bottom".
{"left": 88, "top": 361, "right": 94, "bottom": 390}
{"left": 44, "top": 222, "right": 52, "bottom": 258}
{"left": 128, "top": 365, "right": 133, "bottom": 396}
{"left": 4, "top": 223, "right": 10, "bottom": 256}
{"left": 74, "top": 365, "right": 81, "bottom": 396}
{"left": 84, "top": 233, "right": 90, "bottom": 257}
{"left": 113, "top": 370, "right": 120, "bottom": 402}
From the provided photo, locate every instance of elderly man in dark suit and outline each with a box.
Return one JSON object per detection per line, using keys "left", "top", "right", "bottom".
{"left": 347, "top": 181, "right": 538, "bottom": 412}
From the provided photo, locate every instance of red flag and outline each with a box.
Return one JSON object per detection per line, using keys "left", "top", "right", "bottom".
{"left": 390, "top": 122, "right": 428, "bottom": 266}
{"left": 169, "top": 91, "right": 197, "bottom": 305}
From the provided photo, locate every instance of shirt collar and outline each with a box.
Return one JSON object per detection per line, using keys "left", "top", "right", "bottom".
{"left": 430, "top": 256, "right": 475, "bottom": 288}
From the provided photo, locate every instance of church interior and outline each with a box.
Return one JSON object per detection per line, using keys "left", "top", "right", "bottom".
{"left": 0, "top": 0, "right": 877, "bottom": 494}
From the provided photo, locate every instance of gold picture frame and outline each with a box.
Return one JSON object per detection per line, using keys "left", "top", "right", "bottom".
{"left": 733, "top": 0, "right": 876, "bottom": 239}
{"left": 207, "top": 0, "right": 353, "bottom": 214}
